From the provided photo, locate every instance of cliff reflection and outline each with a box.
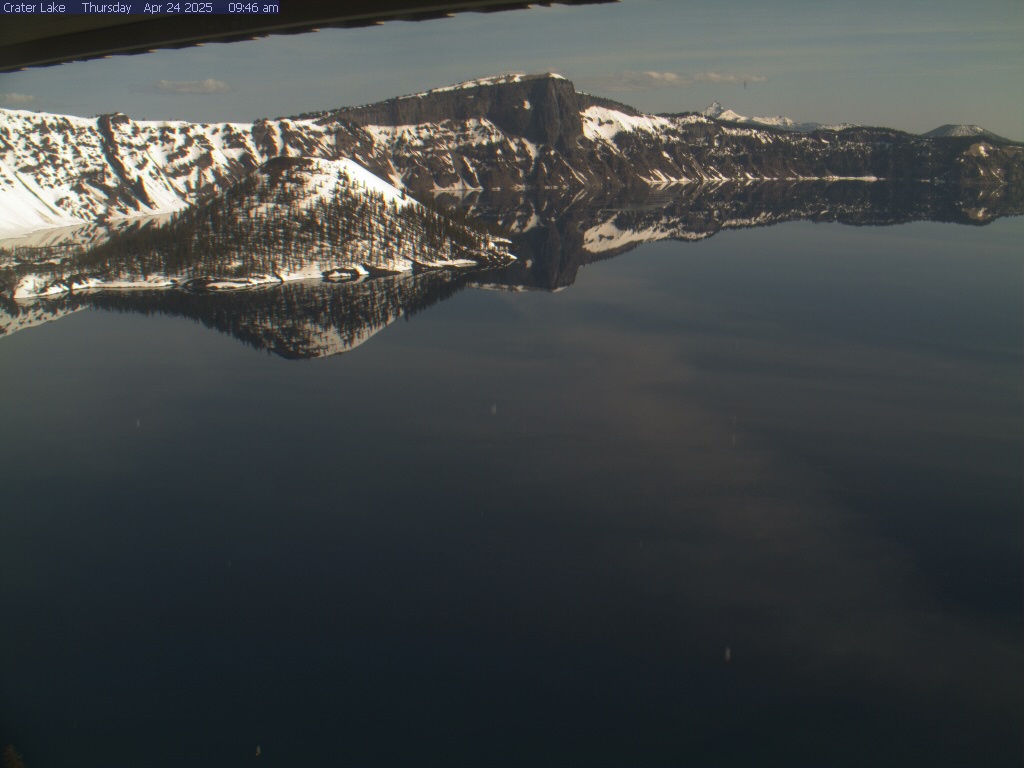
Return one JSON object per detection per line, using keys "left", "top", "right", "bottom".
{"left": 434, "top": 179, "right": 1024, "bottom": 289}
{"left": 2, "top": 180, "right": 1021, "bottom": 356}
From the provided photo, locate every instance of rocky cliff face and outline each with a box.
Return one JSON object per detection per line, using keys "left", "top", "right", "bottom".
{"left": 313, "top": 74, "right": 1024, "bottom": 196}
{"left": 2, "top": 73, "right": 1021, "bottom": 236}
{"left": 326, "top": 74, "right": 586, "bottom": 154}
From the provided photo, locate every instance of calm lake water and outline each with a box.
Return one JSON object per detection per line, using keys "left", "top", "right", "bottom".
{"left": 1, "top": 216, "right": 1021, "bottom": 766}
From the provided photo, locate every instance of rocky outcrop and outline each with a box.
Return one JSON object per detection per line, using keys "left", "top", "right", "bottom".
{"left": 323, "top": 74, "right": 586, "bottom": 154}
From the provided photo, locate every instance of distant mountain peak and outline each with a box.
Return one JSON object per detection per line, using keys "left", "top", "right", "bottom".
{"left": 701, "top": 102, "right": 854, "bottom": 133}
{"left": 922, "top": 124, "right": 1010, "bottom": 142}
{"left": 702, "top": 101, "right": 726, "bottom": 118}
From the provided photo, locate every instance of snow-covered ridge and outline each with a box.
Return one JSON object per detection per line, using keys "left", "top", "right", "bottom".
{"left": 0, "top": 107, "right": 335, "bottom": 238}
{"left": 406, "top": 72, "right": 566, "bottom": 99}
{"left": 701, "top": 103, "right": 1014, "bottom": 142}
{"left": 701, "top": 101, "right": 854, "bottom": 132}
{"left": 3, "top": 74, "right": 1018, "bottom": 241}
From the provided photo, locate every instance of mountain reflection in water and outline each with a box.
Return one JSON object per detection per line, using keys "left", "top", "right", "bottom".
{"left": 71, "top": 271, "right": 475, "bottom": 360}
{"left": 1, "top": 181, "right": 1021, "bottom": 356}
{"left": 0, "top": 183, "right": 1020, "bottom": 767}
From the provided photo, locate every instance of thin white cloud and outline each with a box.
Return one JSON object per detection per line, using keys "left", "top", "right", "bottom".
{"left": 1, "top": 92, "right": 35, "bottom": 105}
{"left": 692, "top": 71, "right": 768, "bottom": 84}
{"left": 585, "top": 70, "right": 767, "bottom": 92}
{"left": 154, "top": 78, "right": 233, "bottom": 95}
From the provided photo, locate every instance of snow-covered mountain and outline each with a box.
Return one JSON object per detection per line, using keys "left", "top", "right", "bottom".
{"left": 2, "top": 72, "right": 1021, "bottom": 241}
{"left": 321, "top": 74, "right": 1022, "bottom": 196}
{"left": 700, "top": 101, "right": 855, "bottom": 132}
{"left": 923, "top": 124, "right": 1010, "bottom": 142}
{"left": 697, "top": 105, "right": 1014, "bottom": 145}
{"left": 2, "top": 156, "right": 512, "bottom": 299}
{"left": 0, "top": 107, "right": 391, "bottom": 237}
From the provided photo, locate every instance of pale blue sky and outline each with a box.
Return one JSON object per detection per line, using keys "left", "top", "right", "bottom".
{"left": 1, "top": 0, "right": 1021, "bottom": 138}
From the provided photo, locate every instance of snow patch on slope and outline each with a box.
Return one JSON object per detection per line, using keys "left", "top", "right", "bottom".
{"left": 582, "top": 106, "right": 673, "bottom": 142}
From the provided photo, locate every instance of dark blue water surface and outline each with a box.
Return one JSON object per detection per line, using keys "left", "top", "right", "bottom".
{"left": 1, "top": 219, "right": 1021, "bottom": 766}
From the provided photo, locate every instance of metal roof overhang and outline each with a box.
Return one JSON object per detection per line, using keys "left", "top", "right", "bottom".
{"left": 0, "top": 0, "right": 613, "bottom": 73}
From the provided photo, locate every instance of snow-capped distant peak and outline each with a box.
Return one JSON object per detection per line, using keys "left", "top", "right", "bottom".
{"left": 702, "top": 101, "right": 726, "bottom": 119}
{"left": 922, "top": 124, "right": 1010, "bottom": 142}
{"left": 701, "top": 102, "right": 853, "bottom": 133}
{"left": 703, "top": 102, "right": 787, "bottom": 126}
{"left": 925, "top": 124, "right": 985, "bottom": 137}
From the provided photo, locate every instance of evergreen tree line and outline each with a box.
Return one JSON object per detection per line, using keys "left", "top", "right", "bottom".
{"left": 4, "top": 163, "right": 511, "bottom": 287}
